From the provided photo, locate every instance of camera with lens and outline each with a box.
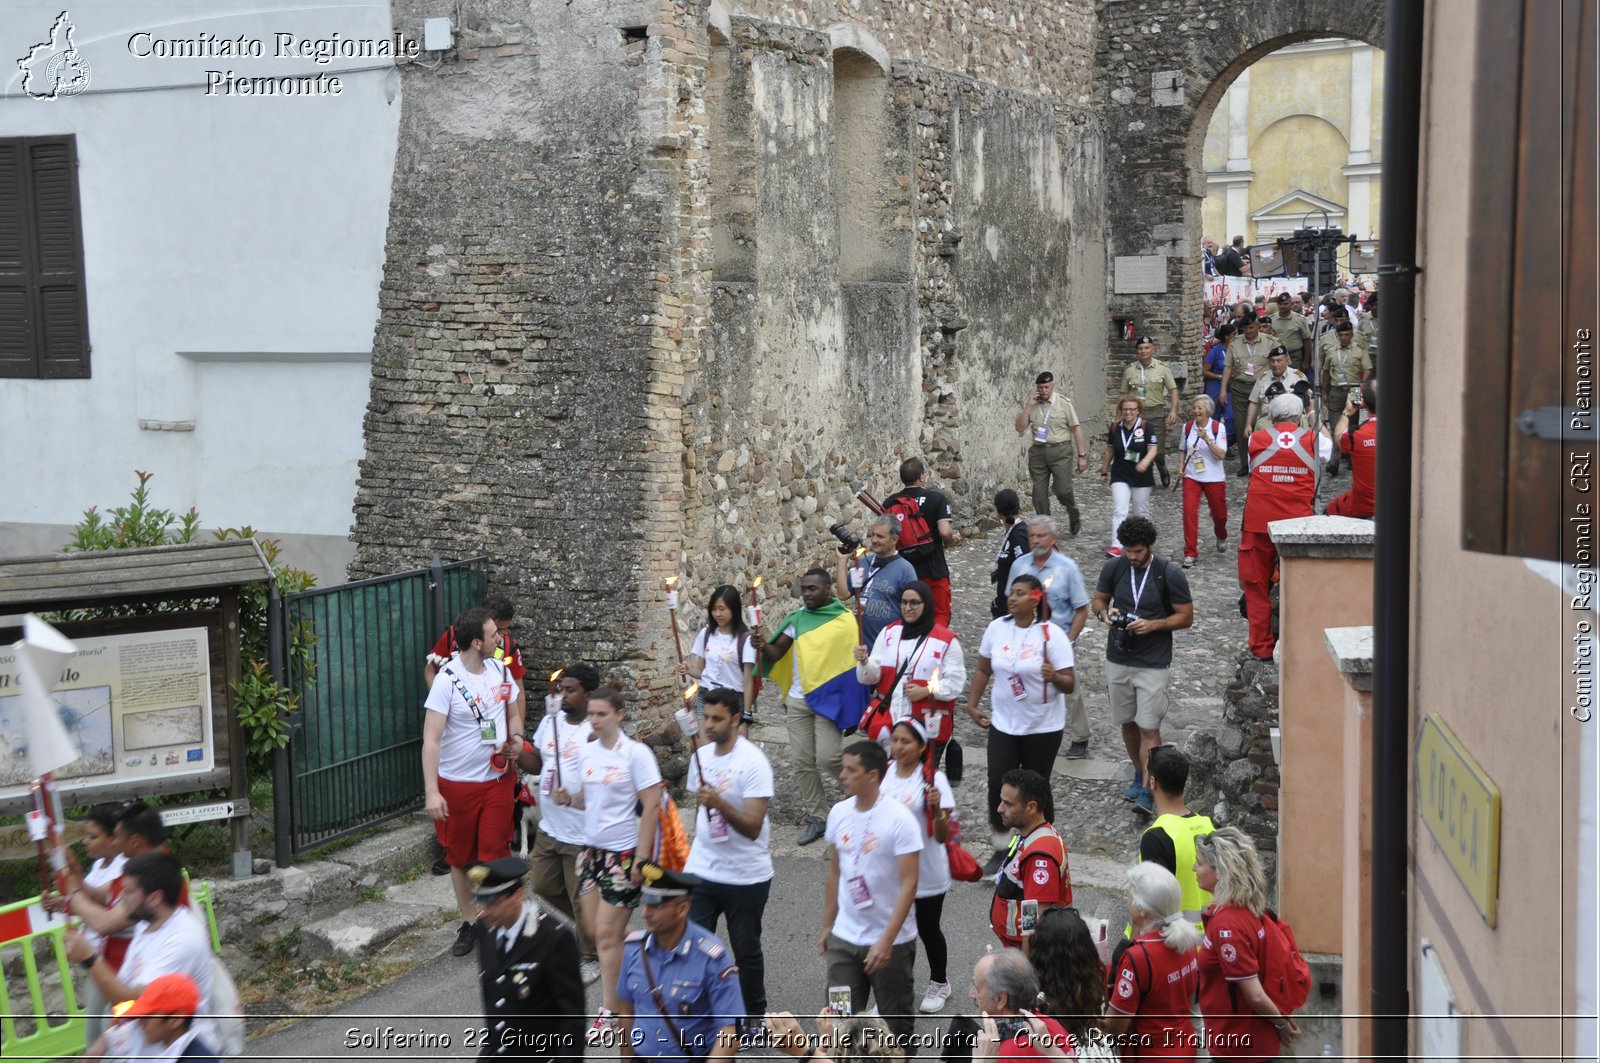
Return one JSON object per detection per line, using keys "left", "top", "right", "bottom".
{"left": 829, "top": 522, "right": 863, "bottom": 554}
{"left": 1106, "top": 608, "right": 1135, "bottom": 653}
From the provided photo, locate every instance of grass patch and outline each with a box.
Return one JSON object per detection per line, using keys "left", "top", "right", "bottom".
{"left": 356, "top": 884, "right": 386, "bottom": 903}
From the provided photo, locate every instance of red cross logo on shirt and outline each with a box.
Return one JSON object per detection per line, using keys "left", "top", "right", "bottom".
{"left": 1277, "top": 431, "right": 1297, "bottom": 449}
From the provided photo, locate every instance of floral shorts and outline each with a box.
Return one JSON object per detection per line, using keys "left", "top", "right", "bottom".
{"left": 578, "top": 846, "right": 640, "bottom": 908}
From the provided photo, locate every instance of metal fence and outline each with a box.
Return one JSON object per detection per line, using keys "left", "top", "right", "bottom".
{"left": 270, "top": 556, "right": 488, "bottom": 864}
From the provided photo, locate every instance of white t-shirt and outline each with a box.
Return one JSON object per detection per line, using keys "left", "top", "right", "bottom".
{"left": 79, "top": 854, "right": 126, "bottom": 950}
{"left": 425, "top": 659, "right": 520, "bottom": 784}
{"left": 978, "top": 617, "right": 1075, "bottom": 735}
{"left": 531, "top": 713, "right": 593, "bottom": 846}
{"left": 781, "top": 623, "right": 804, "bottom": 699}
{"left": 878, "top": 765, "right": 955, "bottom": 898}
{"left": 690, "top": 628, "right": 756, "bottom": 693}
{"left": 825, "top": 795, "right": 923, "bottom": 948}
{"left": 578, "top": 734, "right": 663, "bottom": 852}
{"left": 1181, "top": 419, "right": 1229, "bottom": 484}
{"left": 121, "top": 907, "right": 217, "bottom": 1044}
{"left": 685, "top": 737, "right": 775, "bottom": 885}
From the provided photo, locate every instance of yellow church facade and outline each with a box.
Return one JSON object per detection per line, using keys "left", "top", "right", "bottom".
{"left": 1202, "top": 38, "right": 1384, "bottom": 274}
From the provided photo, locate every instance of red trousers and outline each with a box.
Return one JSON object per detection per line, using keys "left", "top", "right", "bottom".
{"left": 1182, "top": 478, "right": 1229, "bottom": 558}
{"left": 1324, "top": 491, "right": 1374, "bottom": 519}
{"left": 1237, "top": 530, "right": 1279, "bottom": 659}
{"left": 926, "top": 577, "right": 952, "bottom": 628}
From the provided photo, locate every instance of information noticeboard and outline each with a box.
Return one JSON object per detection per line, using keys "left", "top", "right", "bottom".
{"left": 0, "top": 627, "right": 215, "bottom": 803}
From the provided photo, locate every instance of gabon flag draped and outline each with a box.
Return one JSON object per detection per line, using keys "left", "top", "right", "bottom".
{"left": 759, "top": 600, "right": 868, "bottom": 731}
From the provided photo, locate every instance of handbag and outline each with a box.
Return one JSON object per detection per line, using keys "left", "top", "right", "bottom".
{"left": 945, "top": 838, "right": 984, "bottom": 883}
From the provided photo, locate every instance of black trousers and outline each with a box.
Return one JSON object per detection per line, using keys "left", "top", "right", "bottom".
{"left": 689, "top": 876, "right": 771, "bottom": 1015}
{"left": 914, "top": 893, "right": 949, "bottom": 984}
{"left": 986, "top": 727, "right": 1064, "bottom": 832}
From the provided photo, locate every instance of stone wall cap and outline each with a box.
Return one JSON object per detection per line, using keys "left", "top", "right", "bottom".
{"left": 1325, "top": 625, "right": 1374, "bottom": 691}
{"left": 1269, "top": 515, "right": 1375, "bottom": 557}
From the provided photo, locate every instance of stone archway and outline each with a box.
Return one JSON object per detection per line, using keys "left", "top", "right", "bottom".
{"left": 1093, "top": 0, "right": 1385, "bottom": 399}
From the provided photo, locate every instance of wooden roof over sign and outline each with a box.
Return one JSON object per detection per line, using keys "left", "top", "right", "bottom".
{"left": 0, "top": 539, "right": 275, "bottom": 613}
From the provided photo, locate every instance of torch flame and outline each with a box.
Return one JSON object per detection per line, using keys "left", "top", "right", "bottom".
{"left": 683, "top": 681, "right": 700, "bottom": 702}
{"left": 550, "top": 668, "right": 563, "bottom": 683}
{"left": 752, "top": 576, "right": 763, "bottom": 590}
{"left": 665, "top": 576, "right": 679, "bottom": 590}
{"left": 853, "top": 545, "right": 867, "bottom": 558}
{"left": 929, "top": 667, "right": 941, "bottom": 697}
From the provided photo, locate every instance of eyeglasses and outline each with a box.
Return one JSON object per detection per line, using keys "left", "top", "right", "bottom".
{"left": 899, "top": 598, "right": 925, "bottom": 606}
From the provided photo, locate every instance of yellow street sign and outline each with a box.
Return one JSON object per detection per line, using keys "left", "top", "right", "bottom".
{"left": 1415, "top": 713, "right": 1501, "bottom": 926}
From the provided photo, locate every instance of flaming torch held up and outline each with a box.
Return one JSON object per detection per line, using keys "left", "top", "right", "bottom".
{"left": 548, "top": 669, "right": 564, "bottom": 786}
{"left": 666, "top": 577, "right": 689, "bottom": 681}
{"left": 748, "top": 576, "right": 763, "bottom": 627}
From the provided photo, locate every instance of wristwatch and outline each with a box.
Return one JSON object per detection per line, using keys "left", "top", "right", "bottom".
{"left": 78, "top": 956, "right": 96, "bottom": 973}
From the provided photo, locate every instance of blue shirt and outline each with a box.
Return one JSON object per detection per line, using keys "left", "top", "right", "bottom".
{"left": 1006, "top": 551, "right": 1089, "bottom": 632}
{"left": 854, "top": 554, "right": 916, "bottom": 648}
{"left": 619, "top": 922, "right": 745, "bottom": 1062}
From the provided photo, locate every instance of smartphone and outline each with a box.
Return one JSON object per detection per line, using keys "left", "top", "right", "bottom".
{"left": 827, "top": 986, "right": 853, "bottom": 1017}
{"left": 1019, "top": 899, "right": 1039, "bottom": 936}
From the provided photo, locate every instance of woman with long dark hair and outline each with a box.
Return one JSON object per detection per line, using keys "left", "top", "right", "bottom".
{"left": 990, "top": 489, "right": 1031, "bottom": 619}
{"left": 687, "top": 584, "right": 756, "bottom": 723}
{"left": 877, "top": 719, "right": 956, "bottom": 1014}
{"left": 1030, "top": 906, "right": 1107, "bottom": 1050}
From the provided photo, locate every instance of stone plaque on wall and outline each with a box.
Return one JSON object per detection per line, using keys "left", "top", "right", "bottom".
{"left": 1113, "top": 254, "right": 1168, "bottom": 294}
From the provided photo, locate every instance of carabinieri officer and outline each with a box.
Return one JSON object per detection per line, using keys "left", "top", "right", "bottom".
{"left": 470, "top": 856, "right": 585, "bottom": 1063}
{"left": 616, "top": 864, "right": 744, "bottom": 1063}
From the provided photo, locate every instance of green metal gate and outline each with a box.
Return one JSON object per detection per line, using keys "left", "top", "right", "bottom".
{"left": 270, "top": 556, "right": 488, "bottom": 863}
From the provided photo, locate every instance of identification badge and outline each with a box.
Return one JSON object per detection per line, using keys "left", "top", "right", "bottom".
{"left": 541, "top": 769, "right": 555, "bottom": 796}
{"left": 1194, "top": 456, "right": 1205, "bottom": 471}
{"left": 1008, "top": 674, "right": 1027, "bottom": 699}
{"left": 1124, "top": 448, "right": 1140, "bottom": 462}
{"left": 1246, "top": 362, "right": 1257, "bottom": 375}
{"left": 846, "top": 874, "right": 874, "bottom": 910}
{"left": 707, "top": 808, "right": 730, "bottom": 841}
{"left": 479, "top": 721, "right": 499, "bottom": 744}
{"left": 1033, "top": 425, "right": 1048, "bottom": 443}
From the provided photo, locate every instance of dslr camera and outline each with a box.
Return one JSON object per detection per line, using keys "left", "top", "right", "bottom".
{"left": 1106, "top": 608, "right": 1135, "bottom": 653}
{"left": 829, "top": 522, "right": 863, "bottom": 554}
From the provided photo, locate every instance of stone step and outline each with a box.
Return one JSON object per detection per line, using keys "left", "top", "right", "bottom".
{"left": 300, "top": 876, "right": 458, "bottom": 960}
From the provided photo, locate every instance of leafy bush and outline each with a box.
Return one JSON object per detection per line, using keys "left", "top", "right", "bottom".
{"left": 55, "top": 472, "right": 318, "bottom": 780}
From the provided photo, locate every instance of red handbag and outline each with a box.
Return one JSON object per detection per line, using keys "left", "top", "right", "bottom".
{"left": 946, "top": 839, "right": 984, "bottom": 882}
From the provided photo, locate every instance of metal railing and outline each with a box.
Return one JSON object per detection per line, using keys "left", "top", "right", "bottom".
{"left": 270, "top": 556, "right": 488, "bottom": 864}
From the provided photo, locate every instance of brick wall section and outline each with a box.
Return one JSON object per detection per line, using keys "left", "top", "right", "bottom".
{"left": 734, "top": 0, "right": 1096, "bottom": 100}
{"left": 1092, "top": 0, "right": 1383, "bottom": 405}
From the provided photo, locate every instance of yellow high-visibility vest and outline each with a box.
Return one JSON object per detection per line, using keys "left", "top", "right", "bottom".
{"left": 1125, "top": 811, "right": 1216, "bottom": 937}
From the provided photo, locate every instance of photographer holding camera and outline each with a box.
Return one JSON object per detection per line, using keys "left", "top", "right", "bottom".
{"left": 968, "top": 950, "right": 1072, "bottom": 1063}
{"left": 835, "top": 515, "right": 917, "bottom": 651}
{"left": 1091, "top": 517, "right": 1193, "bottom": 816}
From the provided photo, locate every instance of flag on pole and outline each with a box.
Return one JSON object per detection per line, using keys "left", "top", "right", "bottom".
{"left": 14, "top": 614, "right": 78, "bottom": 776}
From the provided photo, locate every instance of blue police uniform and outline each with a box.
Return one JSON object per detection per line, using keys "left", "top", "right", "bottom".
{"left": 618, "top": 921, "right": 745, "bottom": 1063}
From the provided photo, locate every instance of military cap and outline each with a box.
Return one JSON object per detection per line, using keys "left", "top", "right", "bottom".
{"left": 1035, "top": 371, "right": 1054, "bottom": 384}
{"left": 467, "top": 856, "right": 529, "bottom": 901}
{"left": 637, "top": 862, "right": 702, "bottom": 905}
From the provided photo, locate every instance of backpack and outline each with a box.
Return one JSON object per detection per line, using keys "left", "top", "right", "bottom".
{"left": 1110, "top": 555, "right": 1176, "bottom": 616}
{"left": 884, "top": 493, "right": 937, "bottom": 560}
{"left": 1257, "top": 908, "right": 1312, "bottom": 1013}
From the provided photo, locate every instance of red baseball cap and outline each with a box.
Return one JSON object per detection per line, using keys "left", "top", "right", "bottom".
{"left": 115, "top": 973, "right": 200, "bottom": 1020}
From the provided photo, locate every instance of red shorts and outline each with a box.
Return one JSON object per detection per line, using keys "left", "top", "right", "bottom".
{"left": 433, "top": 774, "right": 516, "bottom": 868}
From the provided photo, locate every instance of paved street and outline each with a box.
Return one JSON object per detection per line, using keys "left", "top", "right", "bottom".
{"left": 251, "top": 447, "right": 1318, "bottom": 1057}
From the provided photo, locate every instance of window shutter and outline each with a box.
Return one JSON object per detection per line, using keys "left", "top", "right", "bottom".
{"left": 0, "top": 142, "right": 35, "bottom": 378}
{"left": 28, "top": 138, "right": 89, "bottom": 378}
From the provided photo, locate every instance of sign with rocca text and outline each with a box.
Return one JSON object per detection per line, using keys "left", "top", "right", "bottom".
{"left": 1415, "top": 713, "right": 1501, "bottom": 925}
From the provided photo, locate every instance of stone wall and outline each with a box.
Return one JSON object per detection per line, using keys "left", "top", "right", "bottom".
{"left": 1187, "top": 653, "right": 1281, "bottom": 880}
{"left": 351, "top": 0, "right": 1103, "bottom": 726}
{"left": 1092, "top": 0, "right": 1384, "bottom": 404}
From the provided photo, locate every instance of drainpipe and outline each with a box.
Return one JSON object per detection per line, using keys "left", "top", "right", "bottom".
{"left": 1372, "top": 0, "right": 1424, "bottom": 1057}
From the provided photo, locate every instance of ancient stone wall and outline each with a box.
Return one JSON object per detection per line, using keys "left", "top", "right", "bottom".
{"left": 352, "top": 0, "right": 1103, "bottom": 726}
{"left": 1093, "top": 0, "right": 1384, "bottom": 404}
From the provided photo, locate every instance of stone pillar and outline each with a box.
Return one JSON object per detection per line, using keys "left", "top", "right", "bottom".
{"left": 1268, "top": 515, "right": 1375, "bottom": 955}
{"left": 1326, "top": 624, "right": 1374, "bottom": 1063}
{"left": 1344, "top": 45, "right": 1378, "bottom": 255}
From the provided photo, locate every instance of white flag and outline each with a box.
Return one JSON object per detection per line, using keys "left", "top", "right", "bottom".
{"left": 15, "top": 614, "right": 78, "bottom": 776}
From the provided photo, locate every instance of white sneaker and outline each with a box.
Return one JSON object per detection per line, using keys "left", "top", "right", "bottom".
{"left": 580, "top": 960, "right": 602, "bottom": 986}
{"left": 586, "top": 1009, "right": 616, "bottom": 1047}
{"left": 920, "top": 981, "right": 952, "bottom": 1013}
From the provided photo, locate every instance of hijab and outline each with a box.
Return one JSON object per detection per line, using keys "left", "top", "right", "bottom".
{"left": 899, "top": 580, "right": 937, "bottom": 641}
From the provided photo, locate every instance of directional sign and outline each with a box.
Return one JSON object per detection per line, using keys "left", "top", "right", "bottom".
{"left": 159, "top": 800, "right": 243, "bottom": 826}
{"left": 1415, "top": 713, "right": 1501, "bottom": 926}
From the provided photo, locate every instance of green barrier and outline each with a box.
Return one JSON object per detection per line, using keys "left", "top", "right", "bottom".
{"left": 189, "top": 879, "right": 223, "bottom": 956}
{"left": 0, "top": 897, "right": 86, "bottom": 1061}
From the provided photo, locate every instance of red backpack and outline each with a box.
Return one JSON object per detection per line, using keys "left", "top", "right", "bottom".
{"left": 1257, "top": 909, "right": 1312, "bottom": 1013}
{"left": 884, "top": 494, "right": 937, "bottom": 560}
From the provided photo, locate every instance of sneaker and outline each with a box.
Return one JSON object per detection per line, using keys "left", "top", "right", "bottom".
{"left": 1216, "top": 536, "right": 1227, "bottom": 553}
{"left": 451, "top": 921, "right": 475, "bottom": 957}
{"left": 1064, "top": 741, "right": 1089, "bottom": 760}
{"left": 1181, "top": 556, "right": 1195, "bottom": 568}
{"left": 431, "top": 857, "right": 451, "bottom": 876}
{"left": 1120, "top": 771, "right": 1145, "bottom": 803}
{"left": 1134, "top": 788, "right": 1155, "bottom": 815}
{"left": 580, "top": 960, "right": 602, "bottom": 986}
{"left": 920, "top": 981, "right": 952, "bottom": 1013}
{"left": 797, "top": 817, "right": 827, "bottom": 846}
{"left": 1105, "top": 547, "right": 1123, "bottom": 558}
{"left": 587, "top": 1010, "right": 617, "bottom": 1047}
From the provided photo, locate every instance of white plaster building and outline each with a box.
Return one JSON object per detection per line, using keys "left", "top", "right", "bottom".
{"left": 0, "top": 1, "right": 405, "bottom": 581}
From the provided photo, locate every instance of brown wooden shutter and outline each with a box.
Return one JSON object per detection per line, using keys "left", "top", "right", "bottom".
{"left": 1461, "top": 0, "right": 1595, "bottom": 561}
{"left": 0, "top": 135, "right": 90, "bottom": 380}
